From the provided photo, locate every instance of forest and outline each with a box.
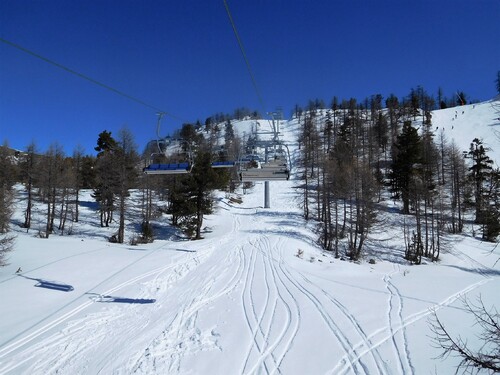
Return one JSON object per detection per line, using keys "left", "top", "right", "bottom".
{"left": 1, "top": 83, "right": 500, "bottom": 269}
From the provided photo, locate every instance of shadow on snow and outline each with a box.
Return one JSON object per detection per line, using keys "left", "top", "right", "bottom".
{"left": 86, "top": 293, "right": 156, "bottom": 304}
{"left": 18, "top": 275, "right": 74, "bottom": 292}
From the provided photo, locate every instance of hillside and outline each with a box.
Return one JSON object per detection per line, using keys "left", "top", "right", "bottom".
{"left": 0, "top": 100, "right": 499, "bottom": 374}
{"left": 432, "top": 98, "right": 500, "bottom": 161}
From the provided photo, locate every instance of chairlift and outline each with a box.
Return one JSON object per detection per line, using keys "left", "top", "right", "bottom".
{"left": 211, "top": 161, "right": 236, "bottom": 168}
{"left": 143, "top": 114, "right": 194, "bottom": 175}
{"left": 144, "top": 162, "right": 192, "bottom": 175}
{"left": 239, "top": 167, "right": 290, "bottom": 182}
{"left": 238, "top": 145, "right": 291, "bottom": 182}
{"left": 210, "top": 147, "right": 236, "bottom": 169}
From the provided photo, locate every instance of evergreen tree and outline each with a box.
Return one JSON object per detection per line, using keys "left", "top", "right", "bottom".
{"left": 408, "top": 88, "right": 420, "bottom": 120}
{"left": 496, "top": 71, "right": 500, "bottom": 95}
{"left": 390, "top": 121, "right": 422, "bottom": 214}
{"left": 168, "top": 150, "right": 229, "bottom": 239}
{"left": 466, "top": 138, "right": 493, "bottom": 225}
{"left": 224, "top": 119, "right": 235, "bottom": 149}
{"left": 94, "top": 130, "right": 117, "bottom": 156}
{"left": 483, "top": 205, "right": 500, "bottom": 242}
{"left": 93, "top": 131, "right": 120, "bottom": 228}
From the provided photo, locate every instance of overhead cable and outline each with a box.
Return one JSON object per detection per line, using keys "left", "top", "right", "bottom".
{"left": 0, "top": 37, "right": 183, "bottom": 121}
{"left": 223, "top": 0, "right": 267, "bottom": 117}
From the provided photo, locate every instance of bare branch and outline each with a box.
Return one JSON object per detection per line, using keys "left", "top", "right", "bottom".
{"left": 430, "top": 297, "right": 500, "bottom": 374}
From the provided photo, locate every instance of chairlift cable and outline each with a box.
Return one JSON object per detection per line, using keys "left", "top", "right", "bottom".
{"left": 222, "top": 0, "right": 267, "bottom": 120}
{"left": 0, "top": 37, "right": 184, "bottom": 121}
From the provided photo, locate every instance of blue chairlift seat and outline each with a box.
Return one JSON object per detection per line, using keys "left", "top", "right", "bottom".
{"left": 211, "top": 161, "right": 236, "bottom": 168}
{"left": 144, "top": 162, "right": 192, "bottom": 175}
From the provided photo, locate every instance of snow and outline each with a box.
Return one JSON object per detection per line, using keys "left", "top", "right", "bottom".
{"left": 432, "top": 99, "right": 500, "bottom": 162}
{"left": 1, "top": 100, "right": 500, "bottom": 374}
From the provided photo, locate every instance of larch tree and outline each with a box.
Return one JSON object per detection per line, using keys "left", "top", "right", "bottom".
{"left": 0, "top": 142, "right": 16, "bottom": 265}
{"left": 72, "top": 145, "right": 86, "bottom": 223}
{"left": 20, "top": 142, "right": 38, "bottom": 230}
{"left": 115, "top": 128, "right": 140, "bottom": 244}
{"left": 38, "top": 143, "right": 65, "bottom": 238}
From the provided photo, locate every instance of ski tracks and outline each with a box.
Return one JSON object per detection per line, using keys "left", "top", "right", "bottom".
{"left": 0, "top": 221, "right": 240, "bottom": 375}
{"left": 128, "top": 212, "right": 245, "bottom": 374}
{"left": 276, "top": 248, "right": 375, "bottom": 375}
{"left": 383, "top": 264, "right": 414, "bottom": 375}
{"left": 239, "top": 235, "right": 300, "bottom": 375}
{"left": 336, "top": 262, "right": 494, "bottom": 375}
{"left": 0, "top": 247, "right": 205, "bottom": 374}
{"left": 240, "top": 232, "right": 388, "bottom": 375}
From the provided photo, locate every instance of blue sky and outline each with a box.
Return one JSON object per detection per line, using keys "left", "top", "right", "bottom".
{"left": 1, "top": 0, "right": 499, "bottom": 155}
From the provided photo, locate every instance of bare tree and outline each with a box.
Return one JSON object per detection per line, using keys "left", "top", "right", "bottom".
{"left": 115, "top": 127, "right": 139, "bottom": 244}
{"left": 72, "top": 145, "right": 86, "bottom": 222}
{"left": 0, "top": 142, "right": 16, "bottom": 265}
{"left": 430, "top": 296, "right": 500, "bottom": 374}
{"left": 38, "top": 143, "right": 65, "bottom": 238}
{"left": 20, "top": 142, "right": 38, "bottom": 230}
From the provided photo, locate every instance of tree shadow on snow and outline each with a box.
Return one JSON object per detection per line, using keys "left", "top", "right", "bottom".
{"left": 79, "top": 200, "right": 99, "bottom": 210}
{"left": 442, "top": 264, "right": 500, "bottom": 277}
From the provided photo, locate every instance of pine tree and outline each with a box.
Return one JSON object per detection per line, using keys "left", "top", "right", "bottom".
{"left": 466, "top": 138, "right": 493, "bottom": 225}
{"left": 224, "top": 119, "right": 235, "bottom": 149}
{"left": 93, "top": 131, "right": 119, "bottom": 228}
{"left": 168, "top": 150, "right": 229, "bottom": 239}
{"left": 496, "top": 71, "right": 500, "bottom": 95}
{"left": 390, "top": 121, "right": 422, "bottom": 214}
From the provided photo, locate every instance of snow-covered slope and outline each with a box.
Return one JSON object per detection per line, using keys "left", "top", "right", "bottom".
{"left": 432, "top": 98, "right": 500, "bottom": 162}
{"left": 0, "top": 100, "right": 499, "bottom": 375}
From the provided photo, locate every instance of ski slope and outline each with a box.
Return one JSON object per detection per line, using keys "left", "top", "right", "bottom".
{"left": 0, "top": 101, "right": 499, "bottom": 374}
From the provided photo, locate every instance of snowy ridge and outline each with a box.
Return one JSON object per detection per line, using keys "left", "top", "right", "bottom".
{"left": 0, "top": 100, "right": 499, "bottom": 374}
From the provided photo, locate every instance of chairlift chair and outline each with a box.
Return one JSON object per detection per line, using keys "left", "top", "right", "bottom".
{"left": 239, "top": 168, "right": 290, "bottom": 182}
{"left": 210, "top": 147, "right": 236, "bottom": 169}
{"left": 144, "top": 114, "right": 195, "bottom": 175}
{"left": 211, "top": 161, "right": 236, "bottom": 168}
{"left": 238, "top": 143, "right": 291, "bottom": 182}
{"left": 144, "top": 162, "right": 192, "bottom": 175}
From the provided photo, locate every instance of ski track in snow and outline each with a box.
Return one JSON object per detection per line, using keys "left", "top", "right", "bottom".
{"left": 332, "top": 271, "right": 494, "bottom": 375}
{"left": 0, "top": 245, "right": 199, "bottom": 373}
{"left": 0, "top": 219, "right": 243, "bottom": 375}
{"left": 275, "top": 252, "right": 365, "bottom": 374}
{"left": 240, "top": 235, "right": 301, "bottom": 375}
{"left": 383, "top": 264, "right": 414, "bottom": 375}
{"left": 292, "top": 267, "right": 388, "bottom": 375}
{"left": 0, "top": 240, "right": 170, "bottom": 360}
{"left": 126, "top": 212, "right": 244, "bottom": 374}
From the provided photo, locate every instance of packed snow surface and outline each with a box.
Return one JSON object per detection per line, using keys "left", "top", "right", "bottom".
{"left": 0, "top": 100, "right": 499, "bottom": 374}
